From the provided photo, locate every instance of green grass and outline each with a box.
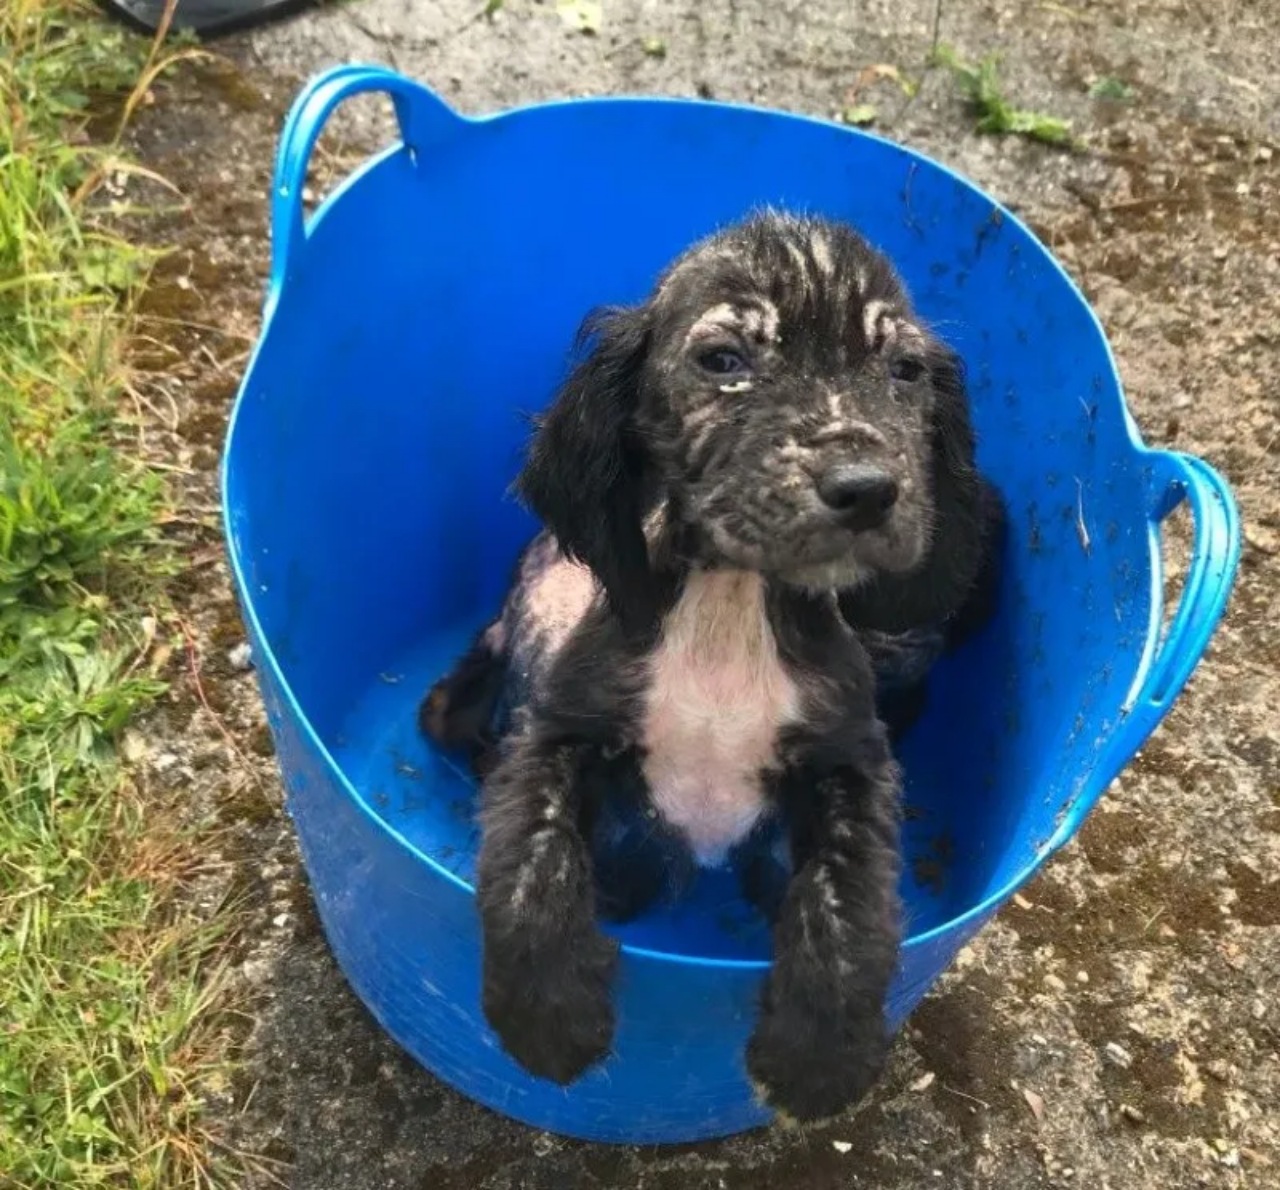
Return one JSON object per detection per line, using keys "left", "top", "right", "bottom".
{"left": 0, "top": 3, "right": 239, "bottom": 1186}
{"left": 1089, "top": 76, "right": 1134, "bottom": 102}
{"left": 932, "top": 44, "right": 1074, "bottom": 147}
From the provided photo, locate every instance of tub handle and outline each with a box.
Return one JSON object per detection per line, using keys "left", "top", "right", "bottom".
{"left": 268, "top": 64, "right": 464, "bottom": 311}
{"left": 1133, "top": 451, "right": 1240, "bottom": 717}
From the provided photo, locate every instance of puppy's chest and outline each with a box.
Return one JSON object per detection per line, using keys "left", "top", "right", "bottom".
{"left": 639, "top": 572, "right": 802, "bottom": 866}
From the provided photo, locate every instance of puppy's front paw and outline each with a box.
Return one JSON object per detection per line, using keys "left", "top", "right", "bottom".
{"left": 746, "top": 989, "right": 889, "bottom": 1123}
{"left": 482, "top": 928, "right": 619, "bottom": 1085}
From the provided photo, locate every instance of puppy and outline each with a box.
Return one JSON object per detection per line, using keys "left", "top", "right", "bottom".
{"left": 420, "top": 212, "right": 1005, "bottom": 1121}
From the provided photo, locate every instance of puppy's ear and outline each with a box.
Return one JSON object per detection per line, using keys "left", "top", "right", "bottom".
{"left": 516, "top": 306, "right": 656, "bottom": 635}
{"left": 841, "top": 346, "right": 1002, "bottom": 634}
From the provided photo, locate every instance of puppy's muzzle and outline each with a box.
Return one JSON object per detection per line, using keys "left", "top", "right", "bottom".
{"left": 815, "top": 463, "right": 899, "bottom": 531}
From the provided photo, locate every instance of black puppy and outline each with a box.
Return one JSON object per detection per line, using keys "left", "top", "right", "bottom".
{"left": 421, "top": 212, "right": 1005, "bottom": 1122}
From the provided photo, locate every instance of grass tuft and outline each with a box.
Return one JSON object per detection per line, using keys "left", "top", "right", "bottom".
{"left": 932, "top": 44, "right": 1074, "bottom": 147}
{"left": 1089, "top": 75, "right": 1134, "bottom": 102}
{"left": 0, "top": 2, "right": 240, "bottom": 1186}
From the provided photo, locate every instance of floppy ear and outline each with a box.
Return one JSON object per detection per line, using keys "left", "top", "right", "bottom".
{"left": 841, "top": 346, "right": 1002, "bottom": 635}
{"left": 516, "top": 306, "right": 656, "bottom": 635}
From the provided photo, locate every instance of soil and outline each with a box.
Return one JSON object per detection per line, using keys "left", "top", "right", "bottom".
{"left": 114, "top": 1, "right": 1279, "bottom": 1186}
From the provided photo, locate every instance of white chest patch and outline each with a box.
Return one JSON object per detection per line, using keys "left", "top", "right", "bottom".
{"left": 641, "top": 571, "right": 803, "bottom": 866}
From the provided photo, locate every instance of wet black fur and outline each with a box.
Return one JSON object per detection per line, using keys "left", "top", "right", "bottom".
{"left": 419, "top": 213, "right": 1006, "bottom": 1121}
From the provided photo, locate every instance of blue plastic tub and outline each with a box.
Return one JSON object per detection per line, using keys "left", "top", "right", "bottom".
{"left": 222, "top": 65, "right": 1241, "bottom": 1143}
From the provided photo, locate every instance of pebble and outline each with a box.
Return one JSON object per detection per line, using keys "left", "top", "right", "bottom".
{"left": 832, "top": 1141, "right": 853, "bottom": 1154}
{"left": 532, "top": 1134, "right": 555, "bottom": 1158}
{"left": 121, "top": 729, "right": 148, "bottom": 764}
{"left": 1104, "top": 1042, "right": 1133, "bottom": 1069}
{"left": 1044, "top": 974, "right": 1067, "bottom": 993}
{"left": 228, "top": 642, "right": 254, "bottom": 671}
{"left": 239, "top": 956, "right": 273, "bottom": 985}
{"left": 1076, "top": 971, "right": 1090, "bottom": 985}
{"left": 1245, "top": 524, "right": 1279, "bottom": 555}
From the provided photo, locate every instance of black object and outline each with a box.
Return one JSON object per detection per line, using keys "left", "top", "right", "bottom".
{"left": 96, "top": 0, "right": 318, "bottom": 38}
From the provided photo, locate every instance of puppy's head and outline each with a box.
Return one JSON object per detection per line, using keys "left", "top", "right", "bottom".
{"left": 518, "top": 212, "right": 980, "bottom": 628}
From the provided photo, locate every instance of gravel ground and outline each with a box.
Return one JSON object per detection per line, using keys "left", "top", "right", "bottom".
{"left": 119, "top": 0, "right": 1279, "bottom": 1186}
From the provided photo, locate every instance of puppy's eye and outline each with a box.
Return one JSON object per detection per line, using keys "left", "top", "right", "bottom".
{"left": 889, "top": 357, "right": 926, "bottom": 383}
{"left": 697, "top": 348, "right": 749, "bottom": 376}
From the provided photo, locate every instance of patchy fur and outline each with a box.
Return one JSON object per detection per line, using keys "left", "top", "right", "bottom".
{"left": 420, "top": 211, "right": 1006, "bottom": 1120}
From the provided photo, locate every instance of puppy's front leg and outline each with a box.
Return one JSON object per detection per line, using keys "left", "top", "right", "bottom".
{"left": 477, "top": 733, "right": 619, "bottom": 1084}
{"left": 747, "top": 747, "right": 903, "bottom": 1123}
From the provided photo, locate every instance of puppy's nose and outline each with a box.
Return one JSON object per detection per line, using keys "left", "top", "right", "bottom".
{"left": 816, "top": 463, "right": 899, "bottom": 528}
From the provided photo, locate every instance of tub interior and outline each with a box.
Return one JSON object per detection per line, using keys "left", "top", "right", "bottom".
{"left": 226, "top": 100, "right": 1158, "bottom": 962}
{"left": 330, "top": 609, "right": 1029, "bottom": 960}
